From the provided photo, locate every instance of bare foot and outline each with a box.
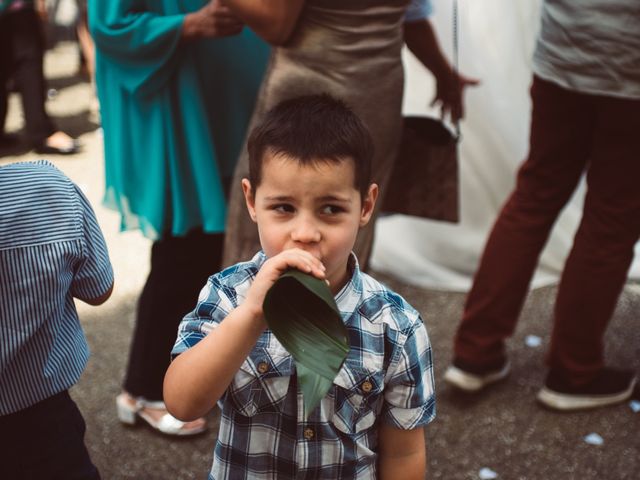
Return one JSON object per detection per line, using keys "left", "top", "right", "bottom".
{"left": 45, "top": 131, "right": 77, "bottom": 149}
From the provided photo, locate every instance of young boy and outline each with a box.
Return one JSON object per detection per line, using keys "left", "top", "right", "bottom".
{"left": 165, "top": 94, "right": 435, "bottom": 479}
{"left": 0, "top": 160, "right": 114, "bottom": 478}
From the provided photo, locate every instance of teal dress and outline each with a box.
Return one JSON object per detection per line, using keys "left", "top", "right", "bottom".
{"left": 90, "top": 0, "right": 268, "bottom": 239}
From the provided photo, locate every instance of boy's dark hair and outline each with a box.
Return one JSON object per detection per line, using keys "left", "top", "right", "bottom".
{"left": 247, "top": 94, "right": 374, "bottom": 199}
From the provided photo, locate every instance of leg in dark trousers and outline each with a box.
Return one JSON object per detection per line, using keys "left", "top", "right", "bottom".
{"left": 0, "top": 14, "right": 12, "bottom": 136}
{"left": 4, "top": 8, "right": 56, "bottom": 145}
{"left": 0, "top": 391, "right": 100, "bottom": 480}
{"left": 549, "top": 93, "right": 640, "bottom": 385}
{"left": 453, "top": 77, "right": 596, "bottom": 367}
{"left": 123, "top": 229, "right": 225, "bottom": 400}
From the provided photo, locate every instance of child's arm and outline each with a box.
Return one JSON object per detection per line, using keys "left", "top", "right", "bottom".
{"left": 378, "top": 424, "right": 427, "bottom": 479}
{"left": 80, "top": 283, "right": 114, "bottom": 306}
{"left": 377, "top": 302, "right": 435, "bottom": 479}
{"left": 71, "top": 184, "right": 115, "bottom": 307}
{"left": 403, "top": 18, "right": 479, "bottom": 122}
{"left": 219, "top": 0, "right": 304, "bottom": 45}
{"left": 164, "top": 248, "right": 325, "bottom": 421}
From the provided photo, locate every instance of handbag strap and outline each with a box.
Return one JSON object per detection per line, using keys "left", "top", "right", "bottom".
{"left": 453, "top": 0, "right": 461, "bottom": 141}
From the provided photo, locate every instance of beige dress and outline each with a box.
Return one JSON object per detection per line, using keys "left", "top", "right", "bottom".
{"left": 223, "top": 0, "right": 410, "bottom": 268}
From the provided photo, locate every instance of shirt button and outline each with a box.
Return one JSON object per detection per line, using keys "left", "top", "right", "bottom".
{"left": 303, "top": 428, "right": 315, "bottom": 440}
{"left": 362, "top": 380, "right": 373, "bottom": 393}
{"left": 257, "top": 362, "right": 269, "bottom": 374}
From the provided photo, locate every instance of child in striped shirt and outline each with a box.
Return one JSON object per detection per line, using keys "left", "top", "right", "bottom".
{"left": 0, "top": 161, "right": 113, "bottom": 478}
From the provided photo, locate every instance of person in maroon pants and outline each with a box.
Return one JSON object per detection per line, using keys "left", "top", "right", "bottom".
{"left": 444, "top": 0, "right": 640, "bottom": 411}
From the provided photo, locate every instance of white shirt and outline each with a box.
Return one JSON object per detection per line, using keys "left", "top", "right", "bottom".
{"left": 533, "top": 0, "right": 640, "bottom": 98}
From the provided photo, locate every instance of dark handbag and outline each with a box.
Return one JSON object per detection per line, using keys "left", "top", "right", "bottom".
{"left": 382, "top": 116, "right": 459, "bottom": 222}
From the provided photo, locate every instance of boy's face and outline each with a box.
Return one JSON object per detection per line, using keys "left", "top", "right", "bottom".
{"left": 243, "top": 152, "right": 378, "bottom": 292}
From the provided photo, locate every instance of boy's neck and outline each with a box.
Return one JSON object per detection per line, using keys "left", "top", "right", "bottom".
{"left": 330, "top": 255, "right": 356, "bottom": 295}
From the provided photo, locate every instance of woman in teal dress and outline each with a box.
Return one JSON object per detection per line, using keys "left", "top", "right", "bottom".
{"left": 90, "top": 0, "right": 268, "bottom": 436}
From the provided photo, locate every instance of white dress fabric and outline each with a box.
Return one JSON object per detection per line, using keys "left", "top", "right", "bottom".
{"left": 371, "top": 0, "right": 640, "bottom": 291}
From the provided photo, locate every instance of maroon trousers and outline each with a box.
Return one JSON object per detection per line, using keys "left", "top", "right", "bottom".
{"left": 453, "top": 76, "right": 640, "bottom": 386}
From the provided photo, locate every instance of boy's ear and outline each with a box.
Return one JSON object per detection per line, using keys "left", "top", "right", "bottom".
{"left": 242, "top": 178, "right": 258, "bottom": 223}
{"left": 359, "top": 183, "right": 378, "bottom": 227}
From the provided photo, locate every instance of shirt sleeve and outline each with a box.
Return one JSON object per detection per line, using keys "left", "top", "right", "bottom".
{"left": 89, "top": 0, "right": 185, "bottom": 96}
{"left": 404, "top": 0, "right": 433, "bottom": 22}
{"left": 171, "top": 273, "right": 237, "bottom": 357}
{"left": 381, "top": 314, "right": 436, "bottom": 429}
{"left": 70, "top": 185, "right": 114, "bottom": 302}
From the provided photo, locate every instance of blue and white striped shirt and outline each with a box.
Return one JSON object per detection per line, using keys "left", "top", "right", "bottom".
{"left": 0, "top": 161, "right": 114, "bottom": 415}
{"left": 173, "top": 252, "right": 435, "bottom": 480}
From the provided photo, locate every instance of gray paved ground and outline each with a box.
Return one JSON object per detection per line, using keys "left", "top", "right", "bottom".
{"left": 2, "top": 42, "right": 639, "bottom": 480}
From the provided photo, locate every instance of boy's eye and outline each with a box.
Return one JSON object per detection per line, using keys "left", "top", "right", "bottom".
{"left": 272, "top": 204, "right": 295, "bottom": 214}
{"left": 321, "top": 205, "right": 344, "bottom": 215}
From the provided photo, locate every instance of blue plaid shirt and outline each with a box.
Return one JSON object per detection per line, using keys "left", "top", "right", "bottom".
{"left": 172, "top": 252, "right": 435, "bottom": 480}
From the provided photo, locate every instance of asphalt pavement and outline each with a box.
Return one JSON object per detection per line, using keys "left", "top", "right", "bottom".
{"left": 1, "top": 42, "right": 639, "bottom": 480}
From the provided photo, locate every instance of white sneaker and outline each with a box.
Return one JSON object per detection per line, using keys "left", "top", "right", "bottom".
{"left": 444, "top": 361, "right": 511, "bottom": 392}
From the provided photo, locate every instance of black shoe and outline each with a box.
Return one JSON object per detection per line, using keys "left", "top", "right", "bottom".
{"left": 34, "top": 139, "right": 80, "bottom": 155}
{"left": 537, "top": 367, "right": 636, "bottom": 411}
{"left": 444, "top": 357, "right": 510, "bottom": 392}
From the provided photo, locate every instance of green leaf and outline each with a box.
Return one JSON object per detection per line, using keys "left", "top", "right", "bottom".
{"left": 263, "top": 269, "right": 349, "bottom": 418}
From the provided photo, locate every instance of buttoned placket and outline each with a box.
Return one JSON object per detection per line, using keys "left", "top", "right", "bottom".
{"left": 295, "top": 389, "right": 313, "bottom": 473}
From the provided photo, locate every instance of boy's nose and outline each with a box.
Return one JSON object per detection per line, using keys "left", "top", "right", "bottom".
{"left": 291, "top": 217, "right": 321, "bottom": 244}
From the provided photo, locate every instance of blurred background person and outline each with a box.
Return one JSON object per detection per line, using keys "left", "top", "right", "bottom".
{"left": 220, "top": 0, "right": 478, "bottom": 269}
{"left": 0, "top": 0, "right": 80, "bottom": 154}
{"left": 371, "top": 0, "right": 640, "bottom": 292}
{"left": 90, "top": 0, "right": 268, "bottom": 435}
{"left": 75, "top": 0, "right": 100, "bottom": 122}
{"left": 444, "top": 0, "right": 640, "bottom": 411}
{"left": 75, "top": 0, "right": 94, "bottom": 81}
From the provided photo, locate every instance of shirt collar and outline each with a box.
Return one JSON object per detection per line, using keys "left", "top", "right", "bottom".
{"left": 334, "top": 253, "right": 363, "bottom": 321}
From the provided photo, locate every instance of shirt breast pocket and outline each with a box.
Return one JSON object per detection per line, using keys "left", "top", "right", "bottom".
{"left": 331, "top": 364, "right": 384, "bottom": 435}
{"left": 228, "top": 348, "right": 293, "bottom": 417}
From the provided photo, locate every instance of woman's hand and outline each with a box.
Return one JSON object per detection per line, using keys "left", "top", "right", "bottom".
{"left": 182, "top": 0, "right": 244, "bottom": 41}
{"left": 432, "top": 70, "right": 480, "bottom": 122}
{"left": 218, "top": 0, "right": 305, "bottom": 46}
{"left": 404, "top": 19, "right": 480, "bottom": 123}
